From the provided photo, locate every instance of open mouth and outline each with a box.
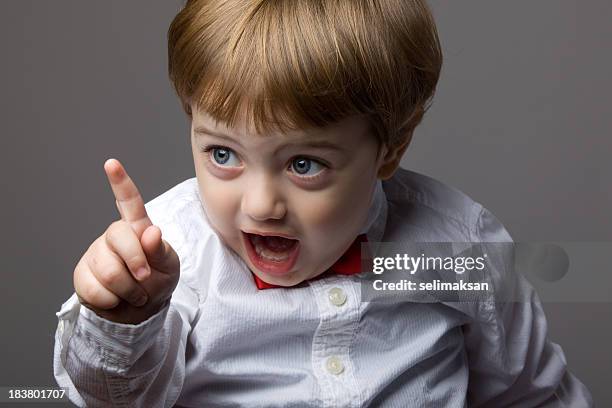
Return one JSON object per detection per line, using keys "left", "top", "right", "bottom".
{"left": 242, "top": 232, "right": 300, "bottom": 276}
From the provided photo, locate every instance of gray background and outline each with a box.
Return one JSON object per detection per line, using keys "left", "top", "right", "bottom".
{"left": 1, "top": 0, "right": 609, "bottom": 406}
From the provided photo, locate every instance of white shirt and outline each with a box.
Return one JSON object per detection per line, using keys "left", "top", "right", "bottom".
{"left": 53, "top": 167, "right": 593, "bottom": 407}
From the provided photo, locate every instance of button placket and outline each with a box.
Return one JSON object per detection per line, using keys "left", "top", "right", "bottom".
{"left": 309, "top": 278, "right": 362, "bottom": 407}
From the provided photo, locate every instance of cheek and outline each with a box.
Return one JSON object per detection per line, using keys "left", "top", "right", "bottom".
{"left": 306, "top": 161, "right": 378, "bottom": 239}
{"left": 298, "top": 179, "right": 373, "bottom": 236}
{"left": 196, "top": 175, "right": 241, "bottom": 232}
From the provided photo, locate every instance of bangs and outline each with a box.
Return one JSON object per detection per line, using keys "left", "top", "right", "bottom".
{"left": 169, "top": 0, "right": 442, "bottom": 144}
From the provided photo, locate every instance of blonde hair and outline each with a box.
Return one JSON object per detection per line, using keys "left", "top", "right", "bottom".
{"left": 168, "top": 0, "right": 442, "bottom": 148}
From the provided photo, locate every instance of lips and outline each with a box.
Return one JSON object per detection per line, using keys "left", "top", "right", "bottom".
{"left": 242, "top": 230, "right": 298, "bottom": 240}
{"left": 242, "top": 231, "right": 300, "bottom": 276}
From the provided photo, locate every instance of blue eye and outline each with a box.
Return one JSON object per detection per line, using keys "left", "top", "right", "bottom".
{"left": 206, "top": 146, "right": 241, "bottom": 167}
{"left": 290, "top": 157, "right": 325, "bottom": 177}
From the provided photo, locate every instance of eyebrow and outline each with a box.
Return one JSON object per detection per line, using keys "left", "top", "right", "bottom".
{"left": 193, "top": 126, "right": 347, "bottom": 153}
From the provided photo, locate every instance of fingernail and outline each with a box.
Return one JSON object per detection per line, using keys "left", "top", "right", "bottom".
{"left": 135, "top": 267, "right": 149, "bottom": 280}
{"left": 134, "top": 294, "right": 148, "bottom": 307}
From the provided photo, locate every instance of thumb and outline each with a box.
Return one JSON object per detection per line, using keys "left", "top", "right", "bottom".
{"left": 141, "top": 225, "right": 180, "bottom": 274}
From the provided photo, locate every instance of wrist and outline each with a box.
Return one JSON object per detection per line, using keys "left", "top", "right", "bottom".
{"left": 83, "top": 297, "right": 171, "bottom": 325}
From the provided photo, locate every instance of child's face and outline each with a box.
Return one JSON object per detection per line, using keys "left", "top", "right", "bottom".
{"left": 190, "top": 107, "right": 386, "bottom": 287}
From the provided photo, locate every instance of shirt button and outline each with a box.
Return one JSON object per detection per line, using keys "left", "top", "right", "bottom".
{"left": 328, "top": 287, "right": 347, "bottom": 306}
{"left": 325, "top": 356, "right": 345, "bottom": 375}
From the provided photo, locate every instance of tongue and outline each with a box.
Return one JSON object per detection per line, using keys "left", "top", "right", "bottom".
{"left": 261, "top": 236, "right": 296, "bottom": 252}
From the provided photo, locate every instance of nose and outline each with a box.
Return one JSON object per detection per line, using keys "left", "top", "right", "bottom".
{"left": 241, "top": 174, "right": 287, "bottom": 221}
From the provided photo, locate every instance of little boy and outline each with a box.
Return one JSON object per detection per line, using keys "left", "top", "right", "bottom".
{"left": 53, "top": 0, "right": 593, "bottom": 406}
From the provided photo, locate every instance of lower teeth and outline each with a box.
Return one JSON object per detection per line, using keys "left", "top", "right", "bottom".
{"left": 249, "top": 235, "right": 296, "bottom": 262}
{"left": 254, "top": 243, "right": 291, "bottom": 262}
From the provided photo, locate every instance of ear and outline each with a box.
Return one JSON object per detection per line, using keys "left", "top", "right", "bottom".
{"left": 377, "top": 132, "right": 413, "bottom": 180}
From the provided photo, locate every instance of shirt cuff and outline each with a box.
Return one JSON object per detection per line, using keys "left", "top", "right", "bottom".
{"left": 58, "top": 293, "right": 171, "bottom": 369}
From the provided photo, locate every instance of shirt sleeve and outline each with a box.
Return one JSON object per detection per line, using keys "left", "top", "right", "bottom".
{"left": 53, "top": 271, "right": 200, "bottom": 407}
{"left": 463, "top": 206, "right": 594, "bottom": 407}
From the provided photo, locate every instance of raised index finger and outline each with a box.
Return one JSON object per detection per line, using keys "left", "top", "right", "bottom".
{"left": 104, "top": 158, "right": 152, "bottom": 237}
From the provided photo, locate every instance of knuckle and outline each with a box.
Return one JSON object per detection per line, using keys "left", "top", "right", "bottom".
{"left": 86, "top": 237, "right": 102, "bottom": 259}
{"left": 73, "top": 261, "right": 86, "bottom": 289}
{"left": 89, "top": 251, "right": 99, "bottom": 268}
{"left": 88, "top": 245, "right": 110, "bottom": 269}
{"left": 106, "top": 220, "right": 127, "bottom": 239}
{"left": 105, "top": 221, "right": 119, "bottom": 240}
{"left": 81, "top": 283, "right": 98, "bottom": 304}
{"left": 99, "top": 265, "right": 124, "bottom": 287}
{"left": 111, "top": 219, "right": 125, "bottom": 228}
{"left": 82, "top": 282, "right": 116, "bottom": 308}
{"left": 125, "top": 253, "right": 147, "bottom": 270}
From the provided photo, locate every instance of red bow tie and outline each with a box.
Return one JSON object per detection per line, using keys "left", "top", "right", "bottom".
{"left": 252, "top": 234, "right": 369, "bottom": 289}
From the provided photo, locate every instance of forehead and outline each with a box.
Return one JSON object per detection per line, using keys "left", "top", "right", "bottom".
{"left": 192, "top": 108, "right": 373, "bottom": 146}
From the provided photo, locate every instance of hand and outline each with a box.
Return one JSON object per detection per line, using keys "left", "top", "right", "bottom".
{"left": 73, "top": 159, "right": 180, "bottom": 324}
